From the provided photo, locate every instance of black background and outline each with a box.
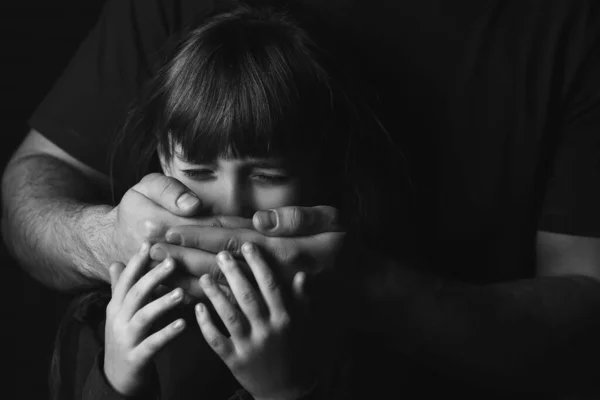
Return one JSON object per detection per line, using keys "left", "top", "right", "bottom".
{"left": 1, "top": 1, "right": 107, "bottom": 397}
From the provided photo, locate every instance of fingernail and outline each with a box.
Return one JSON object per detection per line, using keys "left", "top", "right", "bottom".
{"left": 200, "top": 274, "right": 212, "bottom": 287}
{"left": 166, "top": 232, "right": 182, "bottom": 245}
{"left": 161, "top": 258, "right": 174, "bottom": 271}
{"left": 242, "top": 242, "right": 254, "bottom": 254}
{"left": 171, "top": 288, "right": 182, "bottom": 300}
{"left": 172, "top": 319, "right": 185, "bottom": 330}
{"left": 217, "top": 251, "right": 231, "bottom": 262}
{"left": 196, "top": 303, "right": 204, "bottom": 314}
{"left": 254, "top": 210, "right": 277, "bottom": 230}
{"left": 139, "top": 242, "right": 150, "bottom": 254}
{"left": 151, "top": 247, "right": 167, "bottom": 260}
{"left": 177, "top": 193, "right": 199, "bottom": 209}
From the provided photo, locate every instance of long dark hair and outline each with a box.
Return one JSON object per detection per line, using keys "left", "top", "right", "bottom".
{"left": 108, "top": 0, "right": 410, "bottom": 250}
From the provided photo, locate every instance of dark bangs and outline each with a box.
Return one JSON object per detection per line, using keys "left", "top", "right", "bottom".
{"left": 157, "top": 6, "right": 337, "bottom": 165}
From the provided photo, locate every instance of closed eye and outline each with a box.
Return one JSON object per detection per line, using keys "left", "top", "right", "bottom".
{"left": 181, "top": 169, "right": 215, "bottom": 181}
{"left": 251, "top": 172, "right": 292, "bottom": 184}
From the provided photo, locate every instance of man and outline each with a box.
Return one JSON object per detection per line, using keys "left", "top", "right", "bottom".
{"left": 3, "top": 0, "right": 600, "bottom": 397}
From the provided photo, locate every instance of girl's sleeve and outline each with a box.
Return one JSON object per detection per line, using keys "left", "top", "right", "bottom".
{"left": 57, "top": 315, "right": 159, "bottom": 400}
{"left": 81, "top": 350, "right": 160, "bottom": 400}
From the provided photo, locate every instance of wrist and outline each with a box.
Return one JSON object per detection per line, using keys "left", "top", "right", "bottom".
{"left": 77, "top": 204, "right": 116, "bottom": 283}
{"left": 102, "top": 352, "right": 156, "bottom": 399}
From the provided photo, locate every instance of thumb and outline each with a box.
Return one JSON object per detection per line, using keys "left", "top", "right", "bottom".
{"left": 253, "top": 205, "right": 343, "bottom": 237}
{"left": 132, "top": 173, "right": 204, "bottom": 217}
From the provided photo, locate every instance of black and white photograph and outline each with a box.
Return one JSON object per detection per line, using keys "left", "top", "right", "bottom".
{"left": 2, "top": 1, "right": 600, "bottom": 399}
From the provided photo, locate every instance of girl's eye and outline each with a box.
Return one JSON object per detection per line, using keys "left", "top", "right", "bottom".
{"left": 181, "top": 169, "right": 215, "bottom": 180}
{"left": 252, "top": 173, "right": 291, "bottom": 184}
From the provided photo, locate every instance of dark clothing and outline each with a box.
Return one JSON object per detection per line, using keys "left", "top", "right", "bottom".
{"left": 57, "top": 301, "right": 247, "bottom": 400}
{"left": 29, "top": 0, "right": 600, "bottom": 281}
{"left": 54, "top": 294, "right": 362, "bottom": 400}
{"left": 30, "top": 0, "right": 600, "bottom": 397}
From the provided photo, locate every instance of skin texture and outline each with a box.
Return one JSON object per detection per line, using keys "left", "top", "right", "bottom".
{"left": 196, "top": 244, "right": 315, "bottom": 400}
{"left": 2, "top": 130, "right": 343, "bottom": 297}
{"left": 104, "top": 245, "right": 187, "bottom": 397}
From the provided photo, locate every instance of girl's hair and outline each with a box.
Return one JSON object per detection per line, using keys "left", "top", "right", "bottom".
{"left": 108, "top": 0, "right": 412, "bottom": 250}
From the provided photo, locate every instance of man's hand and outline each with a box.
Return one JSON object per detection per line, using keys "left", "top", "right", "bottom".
{"left": 150, "top": 206, "right": 345, "bottom": 298}
{"left": 105, "top": 173, "right": 253, "bottom": 274}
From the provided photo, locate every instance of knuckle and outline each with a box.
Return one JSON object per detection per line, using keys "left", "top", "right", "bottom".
{"left": 330, "top": 209, "right": 341, "bottom": 228}
{"left": 288, "top": 207, "right": 305, "bottom": 231}
{"left": 138, "top": 173, "right": 155, "bottom": 187}
{"left": 129, "top": 287, "right": 144, "bottom": 303}
{"left": 142, "top": 172, "right": 161, "bottom": 183}
{"left": 262, "top": 274, "right": 279, "bottom": 292}
{"left": 223, "top": 236, "right": 241, "bottom": 256}
{"left": 159, "top": 176, "right": 176, "bottom": 198}
{"left": 227, "top": 357, "right": 243, "bottom": 372}
{"left": 322, "top": 206, "right": 341, "bottom": 229}
{"left": 225, "top": 311, "right": 240, "bottom": 326}
{"left": 141, "top": 219, "right": 163, "bottom": 239}
{"left": 134, "top": 309, "right": 150, "bottom": 327}
{"left": 240, "top": 289, "right": 257, "bottom": 304}
{"left": 276, "top": 244, "right": 300, "bottom": 266}
{"left": 194, "top": 217, "right": 227, "bottom": 229}
{"left": 207, "top": 335, "right": 223, "bottom": 350}
{"left": 253, "top": 328, "right": 271, "bottom": 344}
{"left": 208, "top": 217, "right": 224, "bottom": 228}
{"left": 145, "top": 336, "right": 161, "bottom": 353}
{"left": 274, "top": 313, "right": 291, "bottom": 330}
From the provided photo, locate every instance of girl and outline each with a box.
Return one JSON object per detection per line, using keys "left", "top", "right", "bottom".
{"left": 51, "top": 1, "right": 408, "bottom": 399}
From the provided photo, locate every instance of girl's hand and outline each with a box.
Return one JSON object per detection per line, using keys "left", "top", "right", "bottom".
{"left": 195, "top": 242, "right": 315, "bottom": 400}
{"left": 104, "top": 242, "right": 187, "bottom": 397}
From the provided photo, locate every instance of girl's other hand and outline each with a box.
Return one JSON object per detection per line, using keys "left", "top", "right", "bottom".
{"left": 104, "top": 242, "right": 186, "bottom": 397}
{"left": 196, "top": 243, "right": 316, "bottom": 400}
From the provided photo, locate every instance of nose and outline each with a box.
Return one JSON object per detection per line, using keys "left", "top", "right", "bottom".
{"left": 211, "top": 179, "right": 254, "bottom": 218}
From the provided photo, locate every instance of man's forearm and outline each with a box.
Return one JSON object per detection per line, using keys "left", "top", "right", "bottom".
{"left": 362, "top": 260, "right": 600, "bottom": 393}
{"left": 1, "top": 154, "right": 115, "bottom": 291}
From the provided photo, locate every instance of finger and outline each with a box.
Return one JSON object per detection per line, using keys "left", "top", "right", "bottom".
{"left": 163, "top": 226, "right": 265, "bottom": 257}
{"left": 252, "top": 206, "right": 343, "bottom": 237}
{"left": 121, "top": 257, "right": 176, "bottom": 320}
{"left": 292, "top": 271, "right": 312, "bottom": 316}
{"left": 130, "top": 288, "right": 184, "bottom": 337}
{"left": 112, "top": 242, "right": 152, "bottom": 304}
{"left": 240, "top": 243, "right": 286, "bottom": 317}
{"left": 195, "top": 303, "right": 234, "bottom": 359}
{"left": 109, "top": 262, "right": 125, "bottom": 294}
{"left": 132, "top": 173, "right": 202, "bottom": 216}
{"left": 154, "top": 270, "right": 236, "bottom": 301}
{"left": 164, "top": 217, "right": 255, "bottom": 249}
{"left": 216, "top": 251, "right": 265, "bottom": 325}
{"left": 199, "top": 274, "right": 247, "bottom": 339}
{"left": 150, "top": 242, "right": 220, "bottom": 277}
{"left": 133, "top": 318, "right": 186, "bottom": 366}
{"left": 160, "top": 274, "right": 205, "bottom": 299}
{"left": 292, "top": 271, "right": 307, "bottom": 302}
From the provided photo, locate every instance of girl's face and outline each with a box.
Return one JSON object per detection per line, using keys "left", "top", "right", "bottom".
{"left": 159, "top": 144, "right": 315, "bottom": 218}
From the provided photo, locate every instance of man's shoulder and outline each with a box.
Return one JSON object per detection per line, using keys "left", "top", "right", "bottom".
{"left": 99, "top": 0, "right": 217, "bottom": 35}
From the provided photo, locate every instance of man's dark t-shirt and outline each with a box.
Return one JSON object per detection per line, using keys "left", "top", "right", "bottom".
{"left": 28, "top": 0, "right": 600, "bottom": 397}
{"left": 29, "top": 0, "right": 600, "bottom": 282}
